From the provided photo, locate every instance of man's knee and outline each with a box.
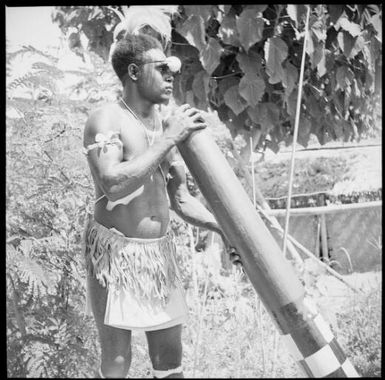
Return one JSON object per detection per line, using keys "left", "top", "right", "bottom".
{"left": 150, "top": 338, "right": 182, "bottom": 369}
{"left": 101, "top": 351, "right": 132, "bottom": 378}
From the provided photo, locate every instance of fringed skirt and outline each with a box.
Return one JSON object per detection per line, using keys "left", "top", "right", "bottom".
{"left": 83, "top": 218, "right": 188, "bottom": 331}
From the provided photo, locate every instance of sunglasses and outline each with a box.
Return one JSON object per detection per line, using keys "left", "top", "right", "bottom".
{"left": 139, "top": 56, "right": 182, "bottom": 74}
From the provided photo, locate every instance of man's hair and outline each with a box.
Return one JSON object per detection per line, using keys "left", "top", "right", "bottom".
{"left": 111, "top": 33, "right": 162, "bottom": 83}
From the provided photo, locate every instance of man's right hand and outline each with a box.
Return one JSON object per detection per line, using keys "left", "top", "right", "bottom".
{"left": 163, "top": 104, "right": 207, "bottom": 144}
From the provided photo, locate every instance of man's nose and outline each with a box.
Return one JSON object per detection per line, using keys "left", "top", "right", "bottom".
{"left": 165, "top": 73, "right": 174, "bottom": 82}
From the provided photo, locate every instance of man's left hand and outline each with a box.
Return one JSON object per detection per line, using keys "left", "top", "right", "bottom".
{"left": 226, "top": 245, "right": 242, "bottom": 267}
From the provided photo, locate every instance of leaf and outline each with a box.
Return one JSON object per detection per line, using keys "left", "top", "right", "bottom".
{"left": 239, "top": 74, "right": 265, "bottom": 107}
{"left": 218, "top": 11, "right": 241, "bottom": 46}
{"left": 337, "top": 31, "right": 355, "bottom": 58}
{"left": 236, "top": 8, "right": 264, "bottom": 52}
{"left": 338, "top": 17, "right": 361, "bottom": 37}
{"left": 200, "top": 38, "right": 222, "bottom": 75}
{"left": 247, "top": 102, "right": 280, "bottom": 133}
{"left": 317, "top": 49, "right": 327, "bottom": 77}
{"left": 327, "top": 4, "right": 344, "bottom": 24}
{"left": 192, "top": 70, "right": 210, "bottom": 103}
{"left": 218, "top": 75, "right": 239, "bottom": 95}
{"left": 282, "top": 62, "right": 298, "bottom": 96}
{"left": 286, "top": 4, "right": 308, "bottom": 28}
{"left": 184, "top": 5, "right": 212, "bottom": 23}
{"left": 307, "top": 93, "right": 323, "bottom": 118}
{"left": 311, "top": 19, "right": 327, "bottom": 42}
{"left": 311, "top": 41, "right": 325, "bottom": 69}
{"left": 236, "top": 51, "right": 263, "bottom": 77}
{"left": 264, "top": 37, "right": 288, "bottom": 84}
{"left": 224, "top": 85, "right": 248, "bottom": 115}
{"left": 336, "top": 66, "right": 354, "bottom": 90}
{"left": 285, "top": 89, "right": 298, "bottom": 116}
{"left": 177, "top": 15, "right": 206, "bottom": 51}
{"left": 244, "top": 4, "right": 268, "bottom": 13}
{"left": 370, "top": 13, "right": 382, "bottom": 42}
{"left": 297, "top": 117, "right": 312, "bottom": 147}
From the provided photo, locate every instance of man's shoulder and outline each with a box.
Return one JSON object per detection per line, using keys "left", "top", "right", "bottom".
{"left": 85, "top": 103, "right": 121, "bottom": 130}
{"left": 88, "top": 103, "right": 120, "bottom": 121}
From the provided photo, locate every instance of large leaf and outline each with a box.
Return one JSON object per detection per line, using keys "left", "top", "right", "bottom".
{"left": 200, "top": 38, "right": 223, "bottom": 75}
{"left": 192, "top": 70, "right": 210, "bottom": 104}
{"left": 247, "top": 102, "right": 280, "bottom": 133}
{"left": 311, "top": 20, "right": 327, "bottom": 42}
{"left": 244, "top": 4, "right": 268, "bottom": 13}
{"left": 239, "top": 74, "right": 265, "bottom": 107}
{"left": 236, "top": 51, "right": 263, "bottom": 77}
{"left": 336, "top": 66, "right": 354, "bottom": 90}
{"left": 286, "top": 4, "right": 308, "bottom": 28}
{"left": 328, "top": 4, "right": 344, "bottom": 24}
{"left": 307, "top": 92, "right": 323, "bottom": 118}
{"left": 264, "top": 37, "right": 288, "bottom": 84}
{"left": 282, "top": 62, "right": 298, "bottom": 96}
{"left": 183, "top": 5, "right": 212, "bottom": 23}
{"left": 338, "top": 17, "right": 362, "bottom": 37}
{"left": 311, "top": 40, "right": 325, "bottom": 69}
{"left": 337, "top": 31, "right": 355, "bottom": 58}
{"left": 177, "top": 15, "right": 206, "bottom": 51}
{"left": 349, "top": 35, "right": 366, "bottom": 58}
{"left": 316, "top": 48, "right": 327, "bottom": 77}
{"left": 370, "top": 13, "right": 382, "bottom": 42}
{"left": 285, "top": 89, "right": 298, "bottom": 117}
{"left": 236, "top": 8, "right": 264, "bottom": 52}
{"left": 218, "top": 11, "right": 241, "bottom": 46}
{"left": 297, "top": 116, "right": 312, "bottom": 147}
{"left": 224, "top": 85, "right": 248, "bottom": 115}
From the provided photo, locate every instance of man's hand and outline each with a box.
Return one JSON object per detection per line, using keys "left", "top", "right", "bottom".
{"left": 226, "top": 244, "right": 243, "bottom": 268}
{"left": 163, "top": 104, "right": 207, "bottom": 144}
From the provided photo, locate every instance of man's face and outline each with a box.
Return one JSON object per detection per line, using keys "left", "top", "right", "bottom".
{"left": 137, "top": 48, "right": 176, "bottom": 104}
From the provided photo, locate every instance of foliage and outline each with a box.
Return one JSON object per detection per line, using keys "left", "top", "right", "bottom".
{"left": 52, "top": 4, "right": 382, "bottom": 154}
{"left": 334, "top": 281, "right": 381, "bottom": 377}
{"left": 171, "top": 4, "right": 382, "bottom": 152}
{"left": 51, "top": 6, "right": 119, "bottom": 61}
{"left": 7, "top": 46, "right": 100, "bottom": 377}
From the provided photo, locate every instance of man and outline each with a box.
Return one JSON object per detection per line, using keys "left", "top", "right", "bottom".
{"left": 83, "top": 32, "right": 237, "bottom": 379}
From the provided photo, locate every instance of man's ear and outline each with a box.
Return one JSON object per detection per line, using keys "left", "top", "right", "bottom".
{"left": 127, "top": 63, "right": 139, "bottom": 81}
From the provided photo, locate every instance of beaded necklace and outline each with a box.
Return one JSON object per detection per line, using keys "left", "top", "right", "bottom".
{"left": 120, "top": 97, "right": 159, "bottom": 146}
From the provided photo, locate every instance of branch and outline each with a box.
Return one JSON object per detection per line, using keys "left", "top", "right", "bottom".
{"left": 7, "top": 274, "right": 27, "bottom": 336}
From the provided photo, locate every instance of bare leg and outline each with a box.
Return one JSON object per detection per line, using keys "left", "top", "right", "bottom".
{"left": 146, "top": 324, "right": 184, "bottom": 378}
{"left": 87, "top": 276, "right": 132, "bottom": 378}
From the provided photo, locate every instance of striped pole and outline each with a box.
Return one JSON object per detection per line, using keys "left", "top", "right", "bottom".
{"left": 178, "top": 129, "right": 359, "bottom": 377}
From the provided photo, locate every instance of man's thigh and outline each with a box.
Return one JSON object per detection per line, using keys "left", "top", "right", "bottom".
{"left": 87, "top": 276, "right": 132, "bottom": 360}
{"left": 145, "top": 324, "right": 183, "bottom": 370}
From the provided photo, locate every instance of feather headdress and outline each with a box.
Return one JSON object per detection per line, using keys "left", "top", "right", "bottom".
{"left": 113, "top": 5, "right": 178, "bottom": 48}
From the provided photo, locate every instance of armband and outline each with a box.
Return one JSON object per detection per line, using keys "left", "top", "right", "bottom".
{"left": 83, "top": 131, "right": 123, "bottom": 155}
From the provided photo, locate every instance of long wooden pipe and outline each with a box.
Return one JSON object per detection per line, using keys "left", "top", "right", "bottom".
{"left": 178, "top": 129, "right": 359, "bottom": 378}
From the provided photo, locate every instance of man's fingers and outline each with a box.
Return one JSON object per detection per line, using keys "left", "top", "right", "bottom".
{"left": 190, "top": 122, "right": 207, "bottom": 130}
{"left": 178, "top": 104, "right": 192, "bottom": 112}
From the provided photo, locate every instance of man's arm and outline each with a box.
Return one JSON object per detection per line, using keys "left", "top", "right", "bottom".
{"left": 84, "top": 108, "right": 176, "bottom": 202}
{"left": 84, "top": 104, "right": 206, "bottom": 202}
{"left": 166, "top": 150, "right": 224, "bottom": 239}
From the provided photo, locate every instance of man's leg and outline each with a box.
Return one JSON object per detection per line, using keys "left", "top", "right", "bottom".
{"left": 145, "top": 324, "right": 184, "bottom": 378}
{"left": 87, "top": 276, "right": 132, "bottom": 378}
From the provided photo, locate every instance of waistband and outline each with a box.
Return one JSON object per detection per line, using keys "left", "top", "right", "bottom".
{"left": 82, "top": 218, "right": 180, "bottom": 305}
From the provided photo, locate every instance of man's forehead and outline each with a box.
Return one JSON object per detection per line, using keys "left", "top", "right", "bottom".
{"left": 144, "top": 48, "right": 166, "bottom": 61}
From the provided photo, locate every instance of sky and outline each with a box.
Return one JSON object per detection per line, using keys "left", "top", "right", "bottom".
{"left": 6, "top": 6, "right": 62, "bottom": 51}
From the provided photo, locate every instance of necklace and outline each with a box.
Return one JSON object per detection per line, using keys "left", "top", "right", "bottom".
{"left": 120, "top": 97, "right": 158, "bottom": 146}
